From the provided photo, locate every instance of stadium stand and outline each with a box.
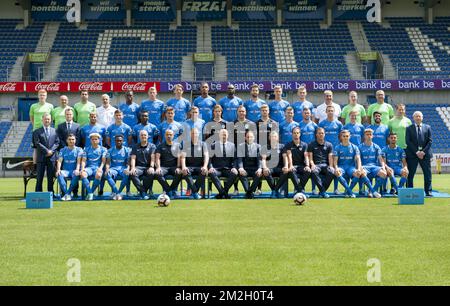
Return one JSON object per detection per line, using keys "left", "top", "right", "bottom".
{"left": 0, "top": 121, "right": 12, "bottom": 146}
{"left": 15, "top": 123, "right": 33, "bottom": 158}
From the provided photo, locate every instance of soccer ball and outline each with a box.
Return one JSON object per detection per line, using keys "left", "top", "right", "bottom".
{"left": 157, "top": 194, "right": 170, "bottom": 207}
{"left": 293, "top": 193, "right": 307, "bottom": 205}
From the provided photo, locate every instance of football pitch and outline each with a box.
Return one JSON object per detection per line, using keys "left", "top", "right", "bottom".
{"left": 0, "top": 175, "right": 449, "bottom": 286}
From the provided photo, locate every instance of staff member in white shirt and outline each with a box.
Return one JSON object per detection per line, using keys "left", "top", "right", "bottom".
{"left": 314, "top": 90, "right": 342, "bottom": 124}
{"left": 96, "top": 94, "right": 117, "bottom": 128}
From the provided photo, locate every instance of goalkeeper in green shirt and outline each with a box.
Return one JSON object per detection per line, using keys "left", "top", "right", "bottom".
{"left": 388, "top": 104, "right": 412, "bottom": 149}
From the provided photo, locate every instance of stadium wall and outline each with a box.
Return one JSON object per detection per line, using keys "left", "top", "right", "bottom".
{"left": 0, "top": 2, "right": 23, "bottom": 19}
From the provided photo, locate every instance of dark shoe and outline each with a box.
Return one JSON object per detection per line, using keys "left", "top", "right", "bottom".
{"left": 426, "top": 192, "right": 433, "bottom": 197}
{"left": 215, "top": 194, "right": 223, "bottom": 199}
{"left": 245, "top": 192, "right": 254, "bottom": 199}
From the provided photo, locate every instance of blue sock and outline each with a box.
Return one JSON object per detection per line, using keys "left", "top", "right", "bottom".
{"left": 67, "top": 176, "right": 80, "bottom": 195}
{"left": 389, "top": 175, "right": 399, "bottom": 190}
{"left": 106, "top": 175, "right": 119, "bottom": 194}
{"left": 361, "top": 176, "right": 375, "bottom": 193}
{"left": 91, "top": 179, "right": 101, "bottom": 194}
{"left": 338, "top": 176, "right": 352, "bottom": 194}
{"left": 358, "top": 180, "right": 364, "bottom": 193}
{"left": 399, "top": 177, "right": 407, "bottom": 188}
{"left": 82, "top": 178, "right": 92, "bottom": 194}
{"left": 349, "top": 177, "right": 359, "bottom": 191}
{"left": 58, "top": 175, "right": 67, "bottom": 195}
{"left": 334, "top": 178, "right": 339, "bottom": 191}
{"left": 373, "top": 177, "right": 384, "bottom": 192}
{"left": 118, "top": 176, "right": 129, "bottom": 194}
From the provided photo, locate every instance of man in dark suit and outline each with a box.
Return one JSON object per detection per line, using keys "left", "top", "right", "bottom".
{"left": 56, "top": 108, "right": 81, "bottom": 149}
{"left": 405, "top": 111, "right": 433, "bottom": 196}
{"left": 32, "top": 113, "right": 60, "bottom": 193}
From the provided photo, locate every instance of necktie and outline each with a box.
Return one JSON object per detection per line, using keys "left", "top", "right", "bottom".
{"left": 68, "top": 123, "right": 71, "bottom": 131}
{"left": 223, "top": 143, "right": 226, "bottom": 158}
{"left": 417, "top": 125, "right": 424, "bottom": 148}
{"left": 45, "top": 127, "right": 49, "bottom": 138}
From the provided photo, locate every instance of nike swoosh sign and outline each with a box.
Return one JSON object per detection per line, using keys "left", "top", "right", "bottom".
{"left": 6, "top": 161, "right": 26, "bottom": 169}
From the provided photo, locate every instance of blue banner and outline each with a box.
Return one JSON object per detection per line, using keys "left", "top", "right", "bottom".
{"left": 31, "top": 0, "right": 70, "bottom": 21}
{"left": 283, "top": 0, "right": 326, "bottom": 20}
{"left": 132, "top": 0, "right": 176, "bottom": 21}
{"left": 182, "top": 0, "right": 227, "bottom": 21}
{"left": 232, "top": 0, "right": 276, "bottom": 21}
{"left": 333, "top": 0, "right": 369, "bottom": 20}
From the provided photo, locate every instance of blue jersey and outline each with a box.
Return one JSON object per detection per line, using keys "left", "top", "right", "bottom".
{"left": 334, "top": 143, "right": 360, "bottom": 169}
{"left": 319, "top": 119, "right": 343, "bottom": 148}
{"left": 107, "top": 146, "right": 130, "bottom": 169}
{"left": 219, "top": 96, "right": 243, "bottom": 122}
{"left": 344, "top": 122, "right": 365, "bottom": 146}
{"left": 299, "top": 120, "right": 318, "bottom": 144}
{"left": 292, "top": 100, "right": 315, "bottom": 123}
{"left": 279, "top": 120, "right": 300, "bottom": 145}
{"left": 166, "top": 97, "right": 191, "bottom": 122}
{"left": 244, "top": 99, "right": 266, "bottom": 122}
{"left": 132, "top": 122, "right": 159, "bottom": 144}
{"left": 194, "top": 95, "right": 216, "bottom": 123}
{"left": 185, "top": 119, "right": 206, "bottom": 140}
{"left": 118, "top": 102, "right": 140, "bottom": 128}
{"left": 59, "top": 146, "right": 83, "bottom": 171}
{"left": 159, "top": 120, "right": 183, "bottom": 142}
{"left": 106, "top": 123, "right": 132, "bottom": 147}
{"left": 382, "top": 145, "right": 406, "bottom": 168}
{"left": 81, "top": 124, "right": 106, "bottom": 149}
{"left": 370, "top": 124, "right": 390, "bottom": 149}
{"left": 140, "top": 99, "right": 165, "bottom": 126}
{"left": 359, "top": 143, "right": 382, "bottom": 167}
{"left": 268, "top": 100, "right": 290, "bottom": 123}
{"left": 82, "top": 146, "right": 107, "bottom": 168}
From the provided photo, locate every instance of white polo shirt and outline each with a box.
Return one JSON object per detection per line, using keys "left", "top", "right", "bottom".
{"left": 96, "top": 105, "right": 117, "bottom": 128}
{"left": 315, "top": 102, "right": 342, "bottom": 123}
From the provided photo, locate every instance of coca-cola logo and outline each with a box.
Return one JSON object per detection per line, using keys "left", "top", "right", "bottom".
{"left": 34, "top": 82, "right": 61, "bottom": 91}
{"left": 78, "top": 82, "right": 105, "bottom": 91}
{"left": 121, "top": 82, "right": 147, "bottom": 92}
{"left": 0, "top": 83, "right": 17, "bottom": 91}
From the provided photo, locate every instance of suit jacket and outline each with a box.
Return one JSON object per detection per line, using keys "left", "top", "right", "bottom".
{"left": 405, "top": 123, "right": 432, "bottom": 159}
{"left": 32, "top": 126, "right": 60, "bottom": 162}
{"left": 56, "top": 121, "right": 81, "bottom": 149}
{"left": 209, "top": 141, "right": 236, "bottom": 169}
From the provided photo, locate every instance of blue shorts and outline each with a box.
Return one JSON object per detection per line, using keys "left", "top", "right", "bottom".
{"left": 338, "top": 167, "right": 357, "bottom": 178}
{"left": 363, "top": 166, "right": 382, "bottom": 178}
{"left": 59, "top": 170, "right": 77, "bottom": 179}
{"left": 391, "top": 166, "right": 403, "bottom": 176}
{"left": 107, "top": 167, "right": 127, "bottom": 180}
{"left": 84, "top": 167, "right": 99, "bottom": 178}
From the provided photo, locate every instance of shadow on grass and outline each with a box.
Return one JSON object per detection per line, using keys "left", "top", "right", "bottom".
{"left": 0, "top": 196, "right": 25, "bottom": 202}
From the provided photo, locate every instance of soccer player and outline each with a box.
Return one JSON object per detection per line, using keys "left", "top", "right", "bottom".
{"left": 340, "top": 91, "right": 367, "bottom": 125}
{"left": 370, "top": 112, "right": 390, "bottom": 149}
{"left": 97, "top": 94, "right": 117, "bottom": 128}
{"left": 175, "top": 128, "right": 209, "bottom": 199}
{"left": 185, "top": 106, "right": 206, "bottom": 141}
{"left": 315, "top": 90, "right": 342, "bottom": 124}
{"left": 140, "top": 86, "right": 165, "bottom": 126}
{"left": 343, "top": 111, "right": 365, "bottom": 146}
{"left": 80, "top": 112, "right": 106, "bottom": 149}
{"left": 166, "top": 84, "right": 191, "bottom": 122}
{"left": 256, "top": 104, "right": 278, "bottom": 148}
{"left": 279, "top": 106, "right": 299, "bottom": 145}
{"left": 236, "top": 130, "right": 262, "bottom": 199}
{"left": 158, "top": 107, "right": 183, "bottom": 143}
{"left": 204, "top": 104, "right": 228, "bottom": 142}
{"left": 208, "top": 129, "right": 239, "bottom": 199}
{"left": 382, "top": 133, "right": 409, "bottom": 195}
{"left": 367, "top": 90, "right": 394, "bottom": 125}
{"left": 194, "top": 82, "right": 216, "bottom": 123}
{"left": 132, "top": 110, "right": 159, "bottom": 145}
{"left": 56, "top": 134, "right": 83, "bottom": 201}
{"left": 388, "top": 104, "right": 412, "bottom": 150}
{"left": 104, "top": 135, "right": 131, "bottom": 201}
{"left": 119, "top": 91, "right": 140, "bottom": 129}
{"left": 129, "top": 130, "right": 157, "bottom": 200}
{"left": 268, "top": 85, "right": 290, "bottom": 123}
{"left": 52, "top": 95, "right": 75, "bottom": 129}
{"left": 299, "top": 108, "right": 318, "bottom": 145}
{"left": 358, "top": 129, "right": 386, "bottom": 198}
{"left": 106, "top": 110, "right": 133, "bottom": 148}
{"left": 292, "top": 86, "right": 315, "bottom": 123}
{"left": 154, "top": 129, "right": 181, "bottom": 199}
{"left": 80, "top": 133, "right": 107, "bottom": 201}
{"left": 219, "top": 84, "right": 243, "bottom": 123}
{"left": 74, "top": 91, "right": 97, "bottom": 128}
{"left": 244, "top": 84, "right": 266, "bottom": 123}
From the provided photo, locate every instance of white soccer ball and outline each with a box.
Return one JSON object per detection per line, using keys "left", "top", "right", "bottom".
{"left": 293, "top": 193, "right": 307, "bottom": 205}
{"left": 157, "top": 194, "right": 170, "bottom": 207}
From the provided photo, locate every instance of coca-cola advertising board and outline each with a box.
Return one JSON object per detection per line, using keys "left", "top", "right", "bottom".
{"left": 112, "top": 82, "right": 161, "bottom": 92}
{"left": 0, "top": 82, "right": 25, "bottom": 93}
{"left": 25, "top": 82, "right": 69, "bottom": 92}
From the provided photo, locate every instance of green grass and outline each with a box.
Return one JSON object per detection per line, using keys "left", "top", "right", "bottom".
{"left": 0, "top": 175, "right": 449, "bottom": 286}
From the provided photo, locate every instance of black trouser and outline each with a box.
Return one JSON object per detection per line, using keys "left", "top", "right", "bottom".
{"left": 130, "top": 167, "right": 153, "bottom": 195}
{"left": 239, "top": 168, "right": 262, "bottom": 194}
{"left": 209, "top": 168, "right": 238, "bottom": 196}
{"left": 276, "top": 165, "right": 311, "bottom": 193}
{"left": 406, "top": 155, "right": 432, "bottom": 193}
{"left": 310, "top": 164, "right": 334, "bottom": 193}
{"left": 36, "top": 159, "right": 55, "bottom": 193}
{"left": 172, "top": 167, "right": 206, "bottom": 194}
{"left": 155, "top": 167, "right": 179, "bottom": 193}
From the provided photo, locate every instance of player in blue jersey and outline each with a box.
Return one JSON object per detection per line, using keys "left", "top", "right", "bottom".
{"left": 118, "top": 91, "right": 140, "bottom": 129}
{"left": 299, "top": 107, "right": 318, "bottom": 145}
{"left": 158, "top": 107, "right": 184, "bottom": 143}
{"left": 80, "top": 133, "right": 108, "bottom": 201}
{"left": 56, "top": 134, "right": 83, "bottom": 201}
{"left": 279, "top": 107, "right": 299, "bottom": 145}
{"left": 193, "top": 82, "right": 216, "bottom": 123}
{"left": 382, "top": 133, "right": 409, "bottom": 195}
{"left": 140, "top": 86, "right": 165, "bottom": 126}
{"left": 244, "top": 84, "right": 266, "bottom": 123}
{"left": 358, "top": 129, "right": 386, "bottom": 198}
{"left": 292, "top": 86, "right": 315, "bottom": 123}
{"left": 219, "top": 84, "right": 243, "bottom": 123}
{"left": 166, "top": 84, "right": 191, "bottom": 122}
{"left": 106, "top": 110, "right": 133, "bottom": 148}
{"left": 268, "top": 85, "right": 290, "bottom": 123}
{"left": 132, "top": 110, "right": 159, "bottom": 145}
{"left": 344, "top": 110, "right": 365, "bottom": 146}
{"left": 185, "top": 106, "right": 206, "bottom": 141}
{"left": 332, "top": 130, "right": 363, "bottom": 198}
{"left": 80, "top": 112, "right": 106, "bottom": 149}
{"left": 370, "top": 112, "right": 390, "bottom": 149}
{"left": 104, "top": 135, "right": 131, "bottom": 201}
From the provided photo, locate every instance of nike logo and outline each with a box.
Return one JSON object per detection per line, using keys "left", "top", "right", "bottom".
{"left": 6, "top": 161, "right": 27, "bottom": 169}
